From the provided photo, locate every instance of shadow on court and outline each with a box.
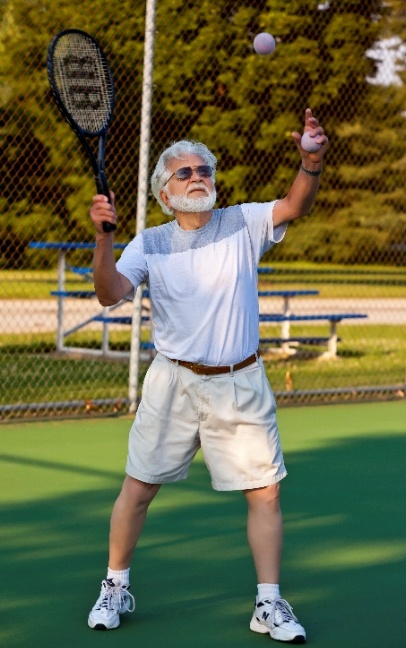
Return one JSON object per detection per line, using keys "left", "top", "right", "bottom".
{"left": 0, "top": 411, "right": 405, "bottom": 648}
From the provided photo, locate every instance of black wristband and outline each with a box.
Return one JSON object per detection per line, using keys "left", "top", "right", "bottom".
{"left": 301, "top": 164, "right": 322, "bottom": 177}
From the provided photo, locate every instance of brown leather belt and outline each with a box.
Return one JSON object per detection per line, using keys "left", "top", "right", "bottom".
{"left": 169, "top": 350, "right": 259, "bottom": 376}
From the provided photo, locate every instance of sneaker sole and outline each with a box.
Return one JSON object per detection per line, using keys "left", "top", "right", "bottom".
{"left": 250, "top": 616, "right": 306, "bottom": 644}
{"left": 271, "top": 631, "right": 306, "bottom": 644}
{"left": 88, "top": 616, "right": 120, "bottom": 631}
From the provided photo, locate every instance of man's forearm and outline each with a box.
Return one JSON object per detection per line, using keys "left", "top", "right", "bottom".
{"left": 93, "top": 235, "right": 127, "bottom": 306}
{"left": 283, "top": 161, "right": 323, "bottom": 220}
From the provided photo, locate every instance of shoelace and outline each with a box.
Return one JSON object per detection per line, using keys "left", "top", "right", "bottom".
{"left": 260, "top": 598, "right": 297, "bottom": 624}
{"left": 98, "top": 580, "right": 136, "bottom": 612}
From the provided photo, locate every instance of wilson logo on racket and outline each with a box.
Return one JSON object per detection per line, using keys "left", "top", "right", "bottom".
{"left": 47, "top": 29, "right": 116, "bottom": 232}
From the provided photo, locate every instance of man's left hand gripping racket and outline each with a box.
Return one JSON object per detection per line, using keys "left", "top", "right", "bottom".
{"left": 47, "top": 29, "right": 116, "bottom": 233}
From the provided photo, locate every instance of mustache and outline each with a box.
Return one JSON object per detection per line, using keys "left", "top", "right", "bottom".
{"left": 186, "top": 182, "right": 209, "bottom": 195}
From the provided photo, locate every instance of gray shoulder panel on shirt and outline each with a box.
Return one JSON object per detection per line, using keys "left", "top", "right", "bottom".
{"left": 142, "top": 205, "right": 246, "bottom": 255}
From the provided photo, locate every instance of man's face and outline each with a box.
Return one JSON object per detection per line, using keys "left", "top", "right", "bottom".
{"left": 160, "top": 154, "right": 216, "bottom": 214}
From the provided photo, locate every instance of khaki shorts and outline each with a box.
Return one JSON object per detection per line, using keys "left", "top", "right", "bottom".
{"left": 125, "top": 353, "right": 287, "bottom": 491}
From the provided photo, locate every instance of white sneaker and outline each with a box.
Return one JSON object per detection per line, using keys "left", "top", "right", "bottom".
{"left": 88, "top": 578, "right": 136, "bottom": 630}
{"left": 250, "top": 596, "right": 306, "bottom": 644}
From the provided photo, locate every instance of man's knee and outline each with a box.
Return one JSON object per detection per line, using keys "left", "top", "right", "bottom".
{"left": 244, "top": 483, "right": 281, "bottom": 508}
{"left": 121, "top": 475, "right": 160, "bottom": 507}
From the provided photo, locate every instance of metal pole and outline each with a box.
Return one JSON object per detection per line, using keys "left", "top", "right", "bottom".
{"left": 128, "top": 0, "right": 157, "bottom": 412}
{"left": 56, "top": 250, "right": 65, "bottom": 351}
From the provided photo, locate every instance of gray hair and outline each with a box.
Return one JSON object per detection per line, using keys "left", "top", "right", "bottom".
{"left": 150, "top": 140, "right": 217, "bottom": 215}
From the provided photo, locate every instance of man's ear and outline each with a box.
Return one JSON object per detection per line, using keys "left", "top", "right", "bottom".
{"left": 160, "top": 189, "right": 170, "bottom": 209}
{"left": 159, "top": 188, "right": 173, "bottom": 216}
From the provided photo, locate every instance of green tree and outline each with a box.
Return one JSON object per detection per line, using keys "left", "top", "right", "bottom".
{"left": 0, "top": 0, "right": 405, "bottom": 267}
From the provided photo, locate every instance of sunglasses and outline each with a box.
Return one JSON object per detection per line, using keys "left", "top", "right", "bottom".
{"left": 165, "top": 165, "right": 213, "bottom": 185}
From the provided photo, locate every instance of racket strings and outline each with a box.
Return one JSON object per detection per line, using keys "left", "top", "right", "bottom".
{"left": 53, "top": 34, "right": 113, "bottom": 134}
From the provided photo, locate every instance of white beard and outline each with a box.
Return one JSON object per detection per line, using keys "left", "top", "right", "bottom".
{"left": 167, "top": 186, "right": 217, "bottom": 213}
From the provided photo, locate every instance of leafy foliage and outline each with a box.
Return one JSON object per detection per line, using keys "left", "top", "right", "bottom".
{"left": 0, "top": 0, "right": 405, "bottom": 267}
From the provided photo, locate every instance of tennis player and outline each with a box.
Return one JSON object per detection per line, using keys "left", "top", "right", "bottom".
{"left": 87, "top": 108, "right": 328, "bottom": 643}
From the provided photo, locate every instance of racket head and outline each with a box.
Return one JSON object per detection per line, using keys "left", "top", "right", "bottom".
{"left": 47, "top": 28, "right": 115, "bottom": 137}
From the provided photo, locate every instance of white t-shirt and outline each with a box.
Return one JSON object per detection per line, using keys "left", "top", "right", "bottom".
{"left": 116, "top": 202, "right": 287, "bottom": 365}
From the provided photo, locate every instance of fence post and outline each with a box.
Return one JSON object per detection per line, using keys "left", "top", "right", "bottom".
{"left": 128, "top": 0, "right": 157, "bottom": 413}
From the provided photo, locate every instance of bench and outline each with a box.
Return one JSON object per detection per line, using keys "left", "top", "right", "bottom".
{"left": 258, "top": 290, "right": 318, "bottom": 297}
{"left": 51, "top": 290, "right": 96, "bottom": 298}
{"left": 259, "top": 336, "right": 341, "bottom": 346}
{"left": 31, "top": 244, "right": 366, "bottom": 361}
{"left": 258, "top": 289, "right": 320, "bottom": 339}
{"left": 29, "top": 241, "right": 128, "bottom": 354}
{"left": 93, "top": 316, "right": 151, "bottom": 325}
{"left": 259, "top": 313, "right": 368, "bottom": 356}
{"left": 68, "top": 266, "right": 93, "bottom": 275}
{"left": 91, "top": 314, "right": 154, "bottom": 358}
{"left": 50, "top": 282, "right": 151, "bottom": 358}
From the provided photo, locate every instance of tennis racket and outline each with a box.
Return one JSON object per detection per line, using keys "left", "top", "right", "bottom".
{"left": 47, "top": 28, "right": 116, "bottom": 233}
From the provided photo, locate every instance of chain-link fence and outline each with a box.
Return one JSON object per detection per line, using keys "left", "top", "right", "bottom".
{"left": 1, "top": 0, "right": 405, "bottom": 420}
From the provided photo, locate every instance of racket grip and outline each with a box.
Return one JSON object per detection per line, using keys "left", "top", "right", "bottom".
{"left": 95, "top": 172, "right": 117, "bottom": 233}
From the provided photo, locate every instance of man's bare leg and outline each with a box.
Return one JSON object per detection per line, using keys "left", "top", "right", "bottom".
{"left": 88, "top": 476, "right": 160, "bottom": 630}
{"left": 244, "top": 483, "right": 283, "bottom": 584}
{"left": 109, "top": 475, "right": 161, "bottom": 569}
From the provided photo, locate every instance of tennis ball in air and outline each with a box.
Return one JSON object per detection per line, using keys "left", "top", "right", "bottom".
{"left": 253, "top": 33, "right": 276, "bottom": 56}
{"left": 301, "top": 131, "right": 322, "bottom": 153}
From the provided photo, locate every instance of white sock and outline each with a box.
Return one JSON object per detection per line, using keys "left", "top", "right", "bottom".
{"left": 257, "top": 583, "right": 280, "bottom": 602}
{"left": 107, "top": 567, "right": 130, "bottom": 587}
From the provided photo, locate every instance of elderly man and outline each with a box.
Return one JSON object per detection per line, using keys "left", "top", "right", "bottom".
{"left": 87, "top": 108, "right": 328, "bottom": 643}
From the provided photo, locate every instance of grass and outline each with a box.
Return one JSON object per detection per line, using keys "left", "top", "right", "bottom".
{"left": 1, "top": 325, "right": 405, "bottom": 413}
{"left": 261, "top": 324, "right": 406, "bottom": 392}
{"left": 259, "top": 262, "right": 406, "bottom": 297}
{"left": 0, "top": 269, "right": 94, "bottom": 299}
{"left": 1, "top": 262, "right": 406, "bottom": 299}
{"left": 0, "top": 351, "right": 134, "bottom": 405}
{"left": 0, "top": 270, "right": 60, "bottom": 299}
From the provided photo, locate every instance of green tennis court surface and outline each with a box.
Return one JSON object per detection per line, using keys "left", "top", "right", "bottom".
{"left": 1, "top": 401, "right": 405, "bottom": 647}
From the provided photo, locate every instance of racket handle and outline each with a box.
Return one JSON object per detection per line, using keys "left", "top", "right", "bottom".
{"left": 95, "top": 172, "right": 117, "bottom": 233}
